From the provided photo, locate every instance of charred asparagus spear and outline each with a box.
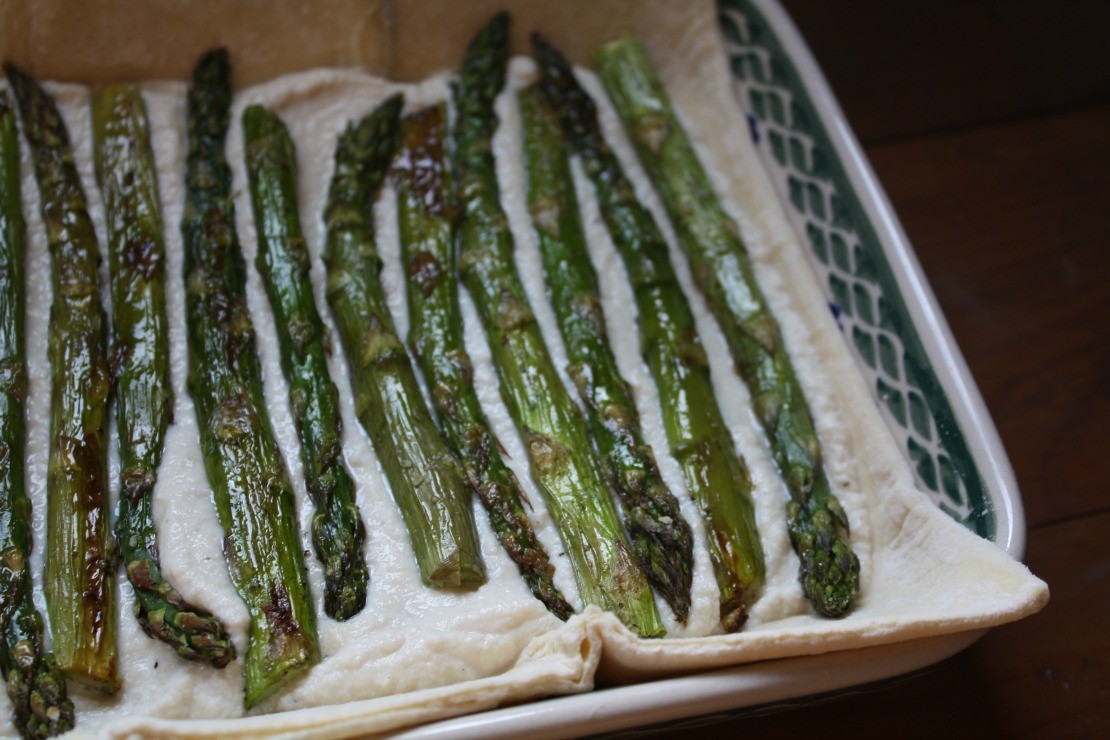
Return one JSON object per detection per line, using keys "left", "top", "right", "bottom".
{"left": 242, "top": 104, "right": 369, "bottom": 621}
{"left": 392, "top": 104, "right": 572, "bottom": 619}
{"left": 4, "top": 63, "right": 119, "bottom": 690}
{"left": 91, "top": 84, "right": 236, "bottom": 664}
{"left": 532, "top": 35, "right": 765, "bottom": 630}
{"left": 0, "top": 88, "right": 74, "bottom": 739}
{"left": 593, "top": 36, "right": 859, "bottom": 617}
{"left": 182, "top": 49, "right": 317, "bottom": 707}
{"left": 455, "top": 15, "right": 662, "bottom": 636}
{"left": 518, "top": 87, "right": 693, "bottom": 622}
{"left": 324, "top": 96, "right": 486, "bottom": 590}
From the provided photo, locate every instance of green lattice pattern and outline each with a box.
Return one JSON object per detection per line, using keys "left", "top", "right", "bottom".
{"left": 717, "top": 0, "right": 993, "bottom": 536}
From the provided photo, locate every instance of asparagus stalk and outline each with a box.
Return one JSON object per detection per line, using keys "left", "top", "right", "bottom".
{"left": 593, "top": 36, "right": 859, "bottom": 617}
{"left": 392, "top": 104, "right": 572, "bottom": 619}
{"left": 454, "top": 14, "right": 662, "bottom": 637}
{"left": 323, "top": 95, "right": 486, "bottom": 590}
{"left": 518, "top": 87, "right": 694, "bottom": 622}
{"left": 4, "top": 63, "right": 119, "bottom": 690}
{"left": 242, "top": 104, "right": 369, "bottom": 621}
{"left": 182, "top": 49, "right": 318, "bottom": 707}
{"left": 0, "top": 89, "right": 74, "bottom": 739}
{"left": 532, "top": 35, "right": 765, "bottom": 630}
{"left": 90, "top": 83, "right": 236, "bottom": 665}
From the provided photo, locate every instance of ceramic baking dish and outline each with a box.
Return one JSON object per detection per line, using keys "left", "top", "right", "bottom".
{"left": 0, "top": 1, "right": 1044, "bottom": 737}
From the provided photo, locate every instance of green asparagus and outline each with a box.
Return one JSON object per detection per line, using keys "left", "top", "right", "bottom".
{"left": 324, "top": 95, "right": 486, "bottom": 591}
{"left": 455, "top": 14, "right": 662, "bottom": 637}
{"left": 533, "top": 35, "right": 765, "bottom": 630}
{"left": 594, "top": 36, "right": 859, "bottom": 617}
{"left": 518, "top": 86, "right": 693, "bottom": 622}
{"left": 392, "top": 104, "right": 572, "bottom": 619}
{"left": 182, "top": 49, "right": 318, "bottom": 707}
{"left": 243, "top": 104, "right": 369, "bottom": 621}
{"left": 91, "top": 84, "right": 236, "bottom": 665}
{"left": 5, "top": 63, "right": 119, "bottom": 690}
{"left": 0, "top": 88, "right": 74, "bottom": 739}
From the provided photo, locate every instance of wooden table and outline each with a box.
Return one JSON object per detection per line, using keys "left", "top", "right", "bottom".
{"left": 651, "top": 2, "right": 1110, "bottom": 737}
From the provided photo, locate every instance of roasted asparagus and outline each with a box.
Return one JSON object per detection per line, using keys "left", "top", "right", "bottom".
{"left": 519, "top": 86, "right": 694, "bottom": 622}
{"left": 242, "top": 104, "right": 369, "bottom": 621}
{"left": 392, "top": 103, "right": 572, "bottom": 619}
{"left": 5, "top": 63, "right": 119, "bottom": 690}
{"left": 533, "top": 35, "right": 766, "bottom": 630}
{"left": 455, "top": 15, "right": 663, "bottom": 637}
{"left": 324, "top": 95, "right": 487, "bottom": 591}
{"left": 91, "top": 83, "right": 236, "bottom": 664}
{"left": 594, "top": 36, "right": 859, "bottom": 617}
{"left": 182, "top": 49, "right": 318, "bottom": 707}
{"left": 0, "top": 86, "right": 75, "bottom": 739}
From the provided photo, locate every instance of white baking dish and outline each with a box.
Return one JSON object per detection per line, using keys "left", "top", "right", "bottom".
{"left": 0, "top": 1, "right": 1041, "bottom": 737}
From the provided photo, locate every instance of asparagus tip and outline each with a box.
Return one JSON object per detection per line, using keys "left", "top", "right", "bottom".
{"left": 314, "top": 502, "right": 369, "bottom": 621}
{"left": 339, "top": 93, "right": 403, "bottom": 160}
{"left": 477, "top": 11, "right": 509, "bottom": 47}
{"left": 3, "top": 61, "right": 27, "bottom": 84}
{"left": 135, "top": 596, "right": 238, "bottom": 668}
{"left": 194, "top": 47, "right": 230, "bottom": 80}
{"left": 457, "top": 13, "right": 510, "bottom": 104}
{"left": 789, "top": 501, "right": 861, "bottom": 618}
{"left": 8, "top": 651, "right": 75, "bottom": 739}
{"left": 529, "top": 31, "right": 563, "bottom": 66}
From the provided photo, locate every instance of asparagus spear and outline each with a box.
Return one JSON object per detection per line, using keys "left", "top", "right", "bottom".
{"left": 182, "top": 49, "right": 318, "bottom": 707}
{"left": 0, "top": 89, "right": 74, "bottom": 739}
{"left": 323, "top": 95, "right": 486, "bottom": 591}
{"left": 392, "top": 104, "right": 572, "bottom": 619}
{"left": 532, "top": 35, "right": 765, "bottom": 630}
{"left": 90, "top": 83, "right": 236, "bottom": 665}
{"left": 518, "top": 87, "right": 694, "bottom": 622}
{"left": 593, "top": 36, "right": 859, "bottom": 617}
{"left": 4, "top": 63, "right": 119, "bottom": 690}
{"left": 454, "top": 14, "right": 662, "bottom": 637}
{"left": 242, "top": 104, "right": 369, "bottom": 621}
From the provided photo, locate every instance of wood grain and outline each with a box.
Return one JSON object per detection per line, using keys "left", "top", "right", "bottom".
{"left": 778, "top": 0, "right": 1110, "bottom": 143}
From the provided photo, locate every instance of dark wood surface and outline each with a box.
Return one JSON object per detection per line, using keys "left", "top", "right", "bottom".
{"left": 648, "top": 1, "right": 1110, "bottom": 737}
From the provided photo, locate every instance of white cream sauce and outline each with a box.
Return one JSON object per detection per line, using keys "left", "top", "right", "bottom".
{"left": 2, "top": 55, "right": 868, "bottom": 735}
